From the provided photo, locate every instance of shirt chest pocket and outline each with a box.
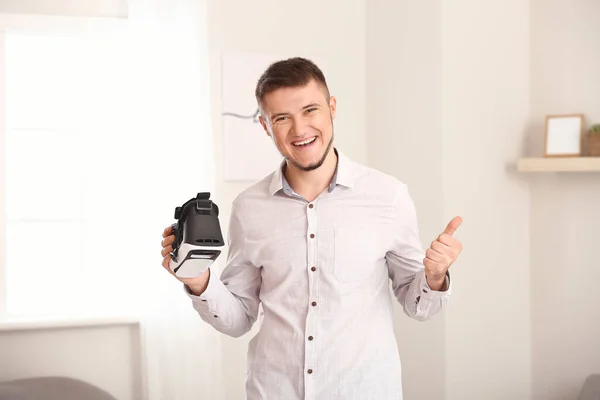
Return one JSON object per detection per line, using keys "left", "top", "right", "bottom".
{"left": 333, "top": 227, "right": 385, "bottom": 282}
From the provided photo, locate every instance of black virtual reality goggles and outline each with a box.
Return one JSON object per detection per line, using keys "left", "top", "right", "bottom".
{"left": 169, "top": 192, "right": 224, "bottom": 279}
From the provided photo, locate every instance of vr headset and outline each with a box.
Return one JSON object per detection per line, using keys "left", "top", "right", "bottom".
{"left": 169, "top": 192, "right": 224, "bottom": 279}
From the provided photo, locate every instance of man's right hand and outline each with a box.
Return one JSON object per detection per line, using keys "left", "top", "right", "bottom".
{"left": 161, "top": 224, "right": 210, "bottom": 295}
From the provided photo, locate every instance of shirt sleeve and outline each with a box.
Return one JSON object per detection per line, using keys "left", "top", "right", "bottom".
{"left": 385, "top": 183, "right": 451, "bottom": 321}
{"left": 183, "top": 200, "right": 262, "bottom": 337}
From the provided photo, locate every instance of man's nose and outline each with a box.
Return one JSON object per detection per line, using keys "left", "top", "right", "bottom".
{"left": 290, "top": 117, "right": 307, "bottom": 137}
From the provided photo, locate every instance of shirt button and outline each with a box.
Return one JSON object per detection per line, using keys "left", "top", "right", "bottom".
{"left": 423, "top": 288, "right": 428, "bottom": 293}
{"left": 308, "top": 203, "right": 314, "bottom": 208}
{"left": 310, "top": 234, "right": 315, "bottom": 239}
{"left": 307, "top": 369, "right": 313, "bottom": 374}
{"left": 311, "top": 301, "right": 317, "bottom": 307}
{"left": 308, "top": 336, "right": 314, "bottom": 341}
{"left": 311, "top": 266, "right": 316, "bottom": 272}
{"left": 214, "top": 315, "right": 218, "bottom": 318}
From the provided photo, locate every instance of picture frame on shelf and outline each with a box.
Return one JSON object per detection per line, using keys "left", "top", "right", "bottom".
{"left": 543, "top": 114, "right": 585, "bottom": 157}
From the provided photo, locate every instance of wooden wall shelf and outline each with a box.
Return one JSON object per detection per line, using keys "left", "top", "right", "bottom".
{"left": 517, "top": 157, "right": 600, "bottom": 172}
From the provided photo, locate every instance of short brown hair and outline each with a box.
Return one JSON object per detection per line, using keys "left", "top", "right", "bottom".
{"left": 255, "top": 57, "right": 330, "bottom": 107}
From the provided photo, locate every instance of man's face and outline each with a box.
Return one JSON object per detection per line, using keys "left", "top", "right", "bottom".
{"left": 259, "top": 79, "right": 337, "bottom": 172}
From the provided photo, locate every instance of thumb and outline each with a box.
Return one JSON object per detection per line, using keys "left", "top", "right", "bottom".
{"left": 442, "top": 216, "right": 463, "bottom": 236}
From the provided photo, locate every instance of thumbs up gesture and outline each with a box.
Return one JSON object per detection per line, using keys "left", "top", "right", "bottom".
{"left": 424, "top": 216, "right": 463, "bottom": 291}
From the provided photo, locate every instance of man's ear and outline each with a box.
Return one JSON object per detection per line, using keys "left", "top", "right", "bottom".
{"left": 259, "top": 115, "right": 271, "bottom": 137}
{"left": 329, "top": 95, "right": 337, "bottom": 120}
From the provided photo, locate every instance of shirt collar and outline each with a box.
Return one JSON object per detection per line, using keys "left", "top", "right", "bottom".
{"left": 268, "top": 148, "right": 354, "bottom": 196}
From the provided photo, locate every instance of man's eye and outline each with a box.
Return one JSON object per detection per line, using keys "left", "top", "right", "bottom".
{"left": 274, "top": 116, "right": 288, "bottom": 122}
{"left": 306, "top": 108, "right": 317, "bottom": 113}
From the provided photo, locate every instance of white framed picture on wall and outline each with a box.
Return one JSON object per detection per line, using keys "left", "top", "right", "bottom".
{"left": 544, "top": 114, "right": 585, "bottom": 157}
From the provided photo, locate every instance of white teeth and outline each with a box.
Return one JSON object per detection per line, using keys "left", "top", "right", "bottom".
{"left": 293, "top": 137, "right": 316, "bottom": 146}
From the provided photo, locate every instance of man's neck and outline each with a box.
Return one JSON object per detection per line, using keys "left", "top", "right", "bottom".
{"left": 284, "top": 149, "right": 338, "bottom": 202}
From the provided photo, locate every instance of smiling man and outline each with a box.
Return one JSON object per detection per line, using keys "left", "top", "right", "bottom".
{"left": 160, "top": 57, "right": 463, "bottom": 399}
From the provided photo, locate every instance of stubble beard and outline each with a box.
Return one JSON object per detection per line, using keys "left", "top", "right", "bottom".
{"left": 288, "top": 132, "right": 334, "bottom": 172}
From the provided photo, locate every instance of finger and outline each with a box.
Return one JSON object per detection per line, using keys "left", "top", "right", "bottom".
{"left": 425, "top": 248, "right": 447, "bottom": 264}
{"left": 423, "top": 257, "right": 438, "bottom": 271}
{"left": 430, "top": 240, "right": 450, "bottom": 254}
{"left": 162, "top": 256, "right": 174, "bottom": 273}
{"left": 437, "top": 233, "right": 459, "bottom": 247}
{"left": 161, "top": 235, "right": 175, "bottom": 248}
{"left": 162, "top": 225, "right": 173, "bottom": 238}
{"left": 161, "top": 245, "right": 173, "bottom": 258}
{"left": 433, "top": 238, "right": 462, "bottom": 260}
{"left": 438, "top": 235, "right": 463, "bottom": 256}
{"left": 442, "top": 216, "right": 463, "bottom": 236}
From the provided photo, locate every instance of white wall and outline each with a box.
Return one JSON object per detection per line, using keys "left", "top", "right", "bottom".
{"left": 0, "top": 0, "right": 127, "bottom": 18}
{"left": 0, "top": 322, "right": 141, "bottom": 400}
{"left": 529, "top": 1, "right": 600, "bottom": 399}
{"left": 205, "top": 1, "right": 367, "bottom": 398}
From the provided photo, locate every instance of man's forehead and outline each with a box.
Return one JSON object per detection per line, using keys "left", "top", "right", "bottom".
{"left": 263, "top": 84, "right": 328, "bottom": 113}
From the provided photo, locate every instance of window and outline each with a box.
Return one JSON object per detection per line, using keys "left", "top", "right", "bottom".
{"left": 2, "top": 28, "right": 133, "bottom": 317}
{"left": 1, "top": 12, "right": 214, "bottom": 320}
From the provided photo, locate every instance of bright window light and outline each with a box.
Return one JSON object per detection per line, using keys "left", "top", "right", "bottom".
{"left": 4, "top": 31, "right": 131, "bottom": 317}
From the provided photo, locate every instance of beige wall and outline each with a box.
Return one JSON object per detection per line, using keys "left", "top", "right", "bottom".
{"left": 205, "top": 1, "right": 367, "bottom": 398}
{"left": 366, "top": 1, "right": 446, "bottom": 399}
{"left": 0, "top": 30, "right": 5, "bottom": 315}
{"left": 529, "top": 1, "right": 600, "bottom": 399}
{"left": 442, "top": 1, "right": 532, "bottom": 399}
{"left": 367, "top": 0, "right": 539, "bottom": 398}
{"left": 368, "top": 0, "right": 532, "bottom": 398}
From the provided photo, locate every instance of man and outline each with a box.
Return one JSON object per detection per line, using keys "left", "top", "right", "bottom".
{"left": 160, "top": 57, "right": 462, "bottom": 399}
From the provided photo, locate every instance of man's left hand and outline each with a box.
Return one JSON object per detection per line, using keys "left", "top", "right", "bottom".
{"left": 424, "top": 216, "right": 463, "bottom": 291}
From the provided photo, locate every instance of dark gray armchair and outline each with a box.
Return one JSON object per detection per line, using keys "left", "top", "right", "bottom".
{"left": 579, "top": 375, "right": 600, "bottom": 400}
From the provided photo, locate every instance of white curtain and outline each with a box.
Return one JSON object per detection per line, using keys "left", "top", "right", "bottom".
{"left": 117, "top": 1, "right": 224, "bottom": 399}
{"left": 2, "top": 0, "right": 222, "bottom": 397}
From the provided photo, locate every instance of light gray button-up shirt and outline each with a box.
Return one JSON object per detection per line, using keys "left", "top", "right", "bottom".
{"left": 186, "top": 149, "right": 451, "bottom": 399}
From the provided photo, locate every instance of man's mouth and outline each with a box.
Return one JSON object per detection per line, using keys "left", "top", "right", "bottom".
{"left": 292, "top": 137, "right": 317, "bottom": 147}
